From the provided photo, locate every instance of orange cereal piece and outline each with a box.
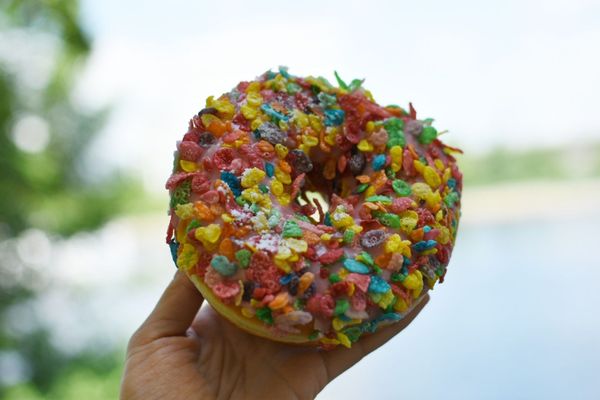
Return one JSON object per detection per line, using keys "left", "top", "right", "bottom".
{"left": 194, "top": 201, "right": 215, "bottom": 221}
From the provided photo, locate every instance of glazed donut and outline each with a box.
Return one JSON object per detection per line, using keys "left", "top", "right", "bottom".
{"left": 165, "top": 68, "right": 462, "bottom": 348}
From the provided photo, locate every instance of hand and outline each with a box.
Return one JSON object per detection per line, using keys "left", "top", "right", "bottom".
{"left": 121, "top": 271, "right": 429, "bottom": 400}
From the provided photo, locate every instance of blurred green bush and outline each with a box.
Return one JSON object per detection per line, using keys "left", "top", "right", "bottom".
{"left": 0, "top": 1, "right": 139, "bottom": 397}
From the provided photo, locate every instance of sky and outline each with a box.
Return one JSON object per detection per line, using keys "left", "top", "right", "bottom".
{"left": 75, "top": 0, "right": 600, "bottom": 192}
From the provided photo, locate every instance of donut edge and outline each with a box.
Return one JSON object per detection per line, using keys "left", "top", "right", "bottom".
{"left": 183, "top": 266, "right": 429, "bottom": 347}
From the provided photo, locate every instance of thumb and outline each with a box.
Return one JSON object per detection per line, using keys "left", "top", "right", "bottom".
{"left": 129, "top": 270, "right": 203, "bottom": 348}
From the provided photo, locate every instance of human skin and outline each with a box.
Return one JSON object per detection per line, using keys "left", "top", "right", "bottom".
{"left": 121, "top": 270, "right": 429, "bottom": 400}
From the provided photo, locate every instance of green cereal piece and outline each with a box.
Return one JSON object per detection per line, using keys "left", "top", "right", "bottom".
{"left": 335, "top": 299, "right": 350, "bottom": 316}
{"left": 392, "top": 179, "right": 412, "bottom": 196}
{"left": 343, "top": 229, "right": 355, "bottom": 244}
{"left": 256, "top": 307, "right": 273, "bottom": 324}
{"left": 235, "top": 249, "right": 252, "bottom": 268}
{"left": 376, "top": 212, "right": 401, "bottom": 229}
{"left": 282, "top": 220, "right": 303, "bottom": 238}
{"left": 365, "top": 195, "right": 392, "bottom": 205}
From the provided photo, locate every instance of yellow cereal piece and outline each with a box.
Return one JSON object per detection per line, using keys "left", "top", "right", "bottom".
{"left": 331, "top": 207, "right": 354, "bottom": 229}
{"left": 278, "top": 120, "right": 289, "bottom": 131}
{"left": 412, "top": 182, "right": 433, "bottom": 199}
{"left": 336, "top": 332, "right": 352, "bottom": 348}
{"left": 221, "top": 213, "right": 233, "bottom": 223}
{"left": 276, "top": 245, "right": 292, "bottom": 260}
{"left": 399, "top": 210, "right": 419, "bottom": 234}
{"left": 423, "top": 166, "right": 441, "bottom": 189}
{"left": 251, "top": 213, "right": 270, "bottom": 233}
{"left": 324, "top": 127, "right": 337, "bottom": 145}
{"left": 246, "top": 92, "right": 263, "bottom": 107}
{"left": 206, "top": 96, "right": 235, "bottom": 118}
{"left": 275, "top": 167, "right": 291, "bottom": 184}
{"left": 293, "top": 110, "right": 309, "bottom": 128}
{"left": 320, "top": 233, "right": 332, "bottom": 242}
{"left": 364, "top": 185, "right": 377, "bottom": 198}
{"left": 180, "top": 159, "right": 198, "bottom": 172}
{"left": 332, "top": 317, "right": 345, "bottom": 331}
{"left": 241, "top": 167, "right": 266, "bottom": 188}
{"left": 438, "top": 226, "right": 450, "bottom": 244}
{"left": 348, "top": 224, "right": 363, "bottom": 234}
{"left": 377, "top": 290, "right": 395, "bottom": 309}
{"left": 282, "top": 238, "right": 308, "bottom": 253}
{"left": 394, "top": 297, "right": 409, "bottom": 312}
{"left": 366, "top": 120, "right": 375, "bottom": 133}
{"left": 277, "top": 193, "right": 291, "bottom": 206}
{"left": 443, "top": 167, "right": 452, "bottom": 183}
{"left": 436, "top": 209, "right": 444, "bottom": 222}
{"left": 434, "top": 158, "right": 445, "bottom": 170}
{"left": 308, "top": 113, "right": 323, "bottom": 132}
{"left": 273, "top": 258, "right": 291, "bottom": 273}
{"left": 413, "top": 160, "right": 425, "bottom": 174}
{"left": 176, "top": 243, "right": 198, "bottom": 272}
{"left": 241, "top": 103, "right": 258, "bottom": 120}
{"left": 250, "top": 299, "right": 261, "bottom": 308}
{"left": 235, "top": 281, "right": 244, "bottom": 306}
{"left": 174, "top": 203, "right": 195, "bottom": 220}
{"left": 320, "top": 337, "right": 340, "bottom": 346}
{"left": 357, "top": 139, "right": 374, "bottom": 152}
{"left": 402, "top": 270, "right": 424, "bottom": 298}
{"left": 424, "top": 191, "right": 441, "bottom": 209}
{"left": 302, "top": 135, "right": 319, "bottom": 147}
{"left": 242, "top": 187, "right": 262, "bottom": 203}
{"left": 250, "top": 117, "right": 264, "bottom": 131}
{"left": 390, "top": 145, "right": 403, "bottom": 163}
{"left": 241, "top": 307, "right": 255, "bottom": 318}
{"left": 246, "top": 81, "right": 261, "bottom": 92}
{"left": 271, "top": 179, "right": 284, "bottom": 196}
{"left": 384, "top": 234, "right": 412, "bottom": 257}
{"left": 194, "top": 224, "right": 222, "bottom": 245}
{"left": 275, "top": 143, "right": 289, "bottom": 159}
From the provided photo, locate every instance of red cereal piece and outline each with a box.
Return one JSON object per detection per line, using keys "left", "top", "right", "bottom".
{"left": 165, "top": 172, "right": 193, "bottom": 190}
{"left": 179, "top": 141, "right": 203, "bottom": 161}
{"left": 318, "top": 248, "right": 344, "bottom": 265}
{"left": 306, "top": 294, "right": 334, "bottom": 318}
{"left": 191, "top": 172, "right": 211, "bottom": 194}
{"left": 390, "top": 197, "right": 414, "bottom": 213}
{"left": 330, "top": 281, "right": 351, "bottom": 297}
{"left": 214, "top": 148, "right": 236, "bottom": 170}
{"left": 346, "top": 273, "right": 371, "bottom": 292}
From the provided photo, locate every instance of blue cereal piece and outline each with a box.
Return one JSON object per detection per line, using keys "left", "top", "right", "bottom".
{"left": 220, "top": 171, "right": 242, "bottom": 196}
{"left": 211, "top": 255, "right": 237, "bottom": 277}
{"left": 265, "top": 162, "right": 275, "bottom": 177}
{"left": 324, "top": 109, "right": 345, "bottom": 126}
{"left": 168, "top": 239, "right": 179, "bottom": 265}
{"left": 368, "top": 275, "right": 391, "bottom": 293}
{"left": 413, "top": 240, "right": 438, "bottom": 252}
{"left": 372, "top": 154, "right": 386, "bottom": 171}
{"left": 343, "top": 259, "right": 370, "bottom": 274}
{"left": 261, "top": 103, "right": 289, "bottom": 122}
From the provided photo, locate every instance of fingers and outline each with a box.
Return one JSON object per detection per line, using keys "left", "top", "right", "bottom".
{"left": 321, "top": 294, "right": 429, "bottom": 381}
{"left": 129, "top": 270, "right": 204, "bottom": 347}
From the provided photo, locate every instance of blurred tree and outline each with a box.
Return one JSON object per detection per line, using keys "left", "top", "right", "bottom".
{"left": 0, "top": 0, "right": 139, "bottom": 397}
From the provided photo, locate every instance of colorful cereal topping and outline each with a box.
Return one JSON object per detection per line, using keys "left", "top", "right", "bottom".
{"left": 166, "top": 68, "right": 462, "bottom": 348}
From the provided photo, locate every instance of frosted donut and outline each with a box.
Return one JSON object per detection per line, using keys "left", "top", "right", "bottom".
{"left": 165, "top": 68, "right": 462, "bottom": 348}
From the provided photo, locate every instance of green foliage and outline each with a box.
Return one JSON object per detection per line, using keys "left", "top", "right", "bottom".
{"left": 0, "top": 1, "right": 140, "bottom": 397}
{"left": 459, "top": 143, "right": 600, "bottom": 186}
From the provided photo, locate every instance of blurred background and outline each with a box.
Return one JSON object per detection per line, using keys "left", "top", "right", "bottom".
{"left": 1, "top": 0, "right": 599, "bottom": 399}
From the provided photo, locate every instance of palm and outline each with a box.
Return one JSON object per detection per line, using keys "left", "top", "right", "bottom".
{"left": 121, "top": 272, "right": 428, "bottom": 400}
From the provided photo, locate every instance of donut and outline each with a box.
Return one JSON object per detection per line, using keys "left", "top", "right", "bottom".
{"left": 165, "top": 68, "right": 462, "bottom": 348}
